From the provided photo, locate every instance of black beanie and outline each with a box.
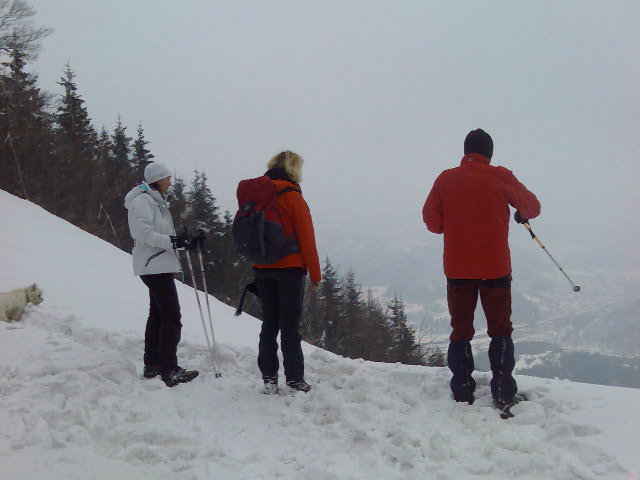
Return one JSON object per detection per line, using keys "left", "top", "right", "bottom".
{"left": 464, "top": 129, "right": 494, "bottom": 159}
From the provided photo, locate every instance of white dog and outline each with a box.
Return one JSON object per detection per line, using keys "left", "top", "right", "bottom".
{"left": 0, "top": 284, "right": 44, "bottom": 322}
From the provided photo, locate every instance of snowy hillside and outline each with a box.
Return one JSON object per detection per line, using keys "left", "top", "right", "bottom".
{"left": 1, "top": 189, "right": 639, "bottom": 480}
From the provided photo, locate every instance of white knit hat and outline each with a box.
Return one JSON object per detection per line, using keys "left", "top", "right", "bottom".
{"left": 144, "top": 162, "right": 172, "bottom": 184}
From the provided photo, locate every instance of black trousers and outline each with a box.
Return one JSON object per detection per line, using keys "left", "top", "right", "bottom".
{"left": 140, "top": 273, "right": 182, "bottom": 373}
{"left": 254, "top": 268, "right": 306, "bottom": 382}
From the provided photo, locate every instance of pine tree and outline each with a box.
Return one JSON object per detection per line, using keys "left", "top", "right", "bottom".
{"left": 340, "top": 269, "right": 366, "bottom": 358}
{"left": 183, "top": 170, "right": 221, "bottom": 267}
{"left": 131, "top": 122, "right": 154, "bottom": 179}
{"left": 319, "top": 257, "right": 344, "bottom": 352}
{"left": 181, "top": 170, "right": 233, "bottom": 302}
{"left": 387, "top": 294, "right": 421, "bottom": 364}
{"left": 0, "top": 38, "right": 53, "bottom": 202}
{"left": 111, "top": 115, "right": 132, "bottom": 174}
{"left": 102, "top": 115, "right": 136, "bottom": 248}
{"left": 95, "top": 127, "right": 112, "bottom": 168}
{"left": 57, "top": 65, "right": 95, "bottom": 148}
{"left": 186, "top": 169, "right": 220, "bottom": 232}
{"left": 301, "top": 280, "right": 323, "bottom": 346}
{"left": 54, "top": 63, "right": 98, "bottom": 223}
{"left": 168, "top": 174, "right": 188, "bottom": 223}
{"left": 94, "top": 127, "right": 112, "bottom": 199}
{"left": 213, "top": 210, "right": 255, "bottom": 308}
{"left": 362, "top": 289, "right": 393, "bottom": 362}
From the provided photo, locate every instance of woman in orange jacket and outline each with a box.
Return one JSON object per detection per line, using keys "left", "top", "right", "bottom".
{"left": 423, "top": 129, "right": 540, "bottom": 411}
{"left": 253, "top": 151, "right": 321, "bottom": 395}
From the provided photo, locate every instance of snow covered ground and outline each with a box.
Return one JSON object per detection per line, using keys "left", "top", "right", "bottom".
{"left": 1, "top": 189, "right": 639, "bottom": 480}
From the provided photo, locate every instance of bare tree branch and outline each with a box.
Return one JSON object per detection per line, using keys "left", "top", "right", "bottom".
{"left": 0, "top": 0, "right": 51, "bottom": 59}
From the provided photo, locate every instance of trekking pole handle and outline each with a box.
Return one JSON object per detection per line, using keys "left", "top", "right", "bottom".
{"left": 192, "top": 229, "right": 207, "bottom": 253}
{"left": 523, "top": 222, "right": 539, "bottom": 243}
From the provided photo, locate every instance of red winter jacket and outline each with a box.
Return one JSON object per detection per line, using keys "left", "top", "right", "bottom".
{"left": 253, "top": 179, "right": 322, "bottom": 283}
{"left": 423, "top": 154, "right": 541, "bottom": 279}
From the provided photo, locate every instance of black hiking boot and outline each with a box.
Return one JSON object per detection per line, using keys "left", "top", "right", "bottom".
{"left": 262, "top": 376, "right": 278, "bottom": 395}
{"left": 494, "top": 393, "right": 528, "bottom": 419}
{"left": 285, "top": 379, "right": 311, "bottom": 393}
{"left": 454, "top": 393, "right": 475, "bottom": 405}
{"left": 143, "top": 364, "right": 161, "bottom": 379}
{"left": 161, "top": 367, "right": 199, "bottom": 387}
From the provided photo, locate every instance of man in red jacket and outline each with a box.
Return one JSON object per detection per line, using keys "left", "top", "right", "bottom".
{"left": 423, "top": 129, "right": 541, "bottom": 409}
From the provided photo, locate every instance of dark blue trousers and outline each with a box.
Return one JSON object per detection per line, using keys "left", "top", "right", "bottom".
{"left": 254, "top": 268, "right": 306, "bottom": 382}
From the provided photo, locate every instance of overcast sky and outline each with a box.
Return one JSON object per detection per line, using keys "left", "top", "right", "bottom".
{"left": 26, "top": 0, "right": 640, "bottom": 264}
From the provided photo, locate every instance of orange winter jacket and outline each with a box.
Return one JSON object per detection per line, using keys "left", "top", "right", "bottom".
{"left": 253, "top": 179, "right": 322, "bottom": 283}
{"left": 423, "top": 154, "right": 541, "bottom": 279}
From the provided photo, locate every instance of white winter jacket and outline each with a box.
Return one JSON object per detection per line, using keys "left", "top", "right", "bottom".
{"left": 124, "top": 183, "right": 181, "bottom": 276}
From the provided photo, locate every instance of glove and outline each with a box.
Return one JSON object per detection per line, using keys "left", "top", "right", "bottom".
{"left": 514, "top": 211, "right": 529, "bottom": 224}
{"left": 171, "top": 229, "right": 191, "bottom": 249}
{"left": 172, "top": 228, "right": 208, "bottom": 251}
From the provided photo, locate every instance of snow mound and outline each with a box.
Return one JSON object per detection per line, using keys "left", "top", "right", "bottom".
{"left": 1, "top": 310, "right": 629, "bottom": 480}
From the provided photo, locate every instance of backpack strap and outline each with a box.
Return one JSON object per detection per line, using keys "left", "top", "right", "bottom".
{"left": 235, "top": 281, "right": 259, "bottom": 316}
{"left": 273, "top": 186, "right": 300, "bottom": 251}
{"left": 276, "top": 186, "right": 301, "bottom": 196}
{"left": 273, "top": 186, "right": 300, "bottom": 225}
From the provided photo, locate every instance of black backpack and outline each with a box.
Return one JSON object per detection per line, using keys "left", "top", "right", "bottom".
{"left": 232, "top": 176, "right": 300, "bottom": 264}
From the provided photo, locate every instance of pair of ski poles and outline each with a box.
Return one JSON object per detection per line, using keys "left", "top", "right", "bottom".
{"left": 183, "top": 238, "right": 223, "bottom": 378}
{"left": 521, "top": 221, "right": 581, "bottom": 292}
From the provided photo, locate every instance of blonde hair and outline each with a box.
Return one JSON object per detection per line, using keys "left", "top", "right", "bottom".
{"left": 267, "top": 151, "right": 304, "bottom": 183}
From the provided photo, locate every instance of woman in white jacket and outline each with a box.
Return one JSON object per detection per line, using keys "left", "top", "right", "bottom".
{"left": 124, "top": 162, "right": 199, "bottom": 387}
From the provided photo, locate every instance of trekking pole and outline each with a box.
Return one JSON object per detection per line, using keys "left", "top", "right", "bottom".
{"left": 184, "top": 247, "right": 223, "bottom": 377}
{"left": 195, "top": 239, "right": 222, "bottom": 378}
{"left": 522, "top": 222, "right": 581, "bottom": 292}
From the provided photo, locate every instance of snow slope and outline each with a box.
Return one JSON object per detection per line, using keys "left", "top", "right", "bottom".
{"left": 1, "top": 189, "right": 639, "bottom": 480}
